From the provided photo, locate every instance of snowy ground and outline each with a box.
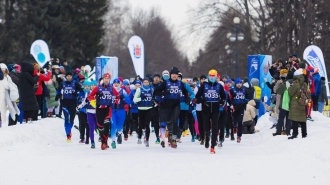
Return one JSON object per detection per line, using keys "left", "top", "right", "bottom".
{"left": 1, "top": 112, "right": 330, "bottom": 185}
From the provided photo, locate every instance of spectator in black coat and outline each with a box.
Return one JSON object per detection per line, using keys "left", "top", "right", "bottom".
{"left": 19, "top": 61, "right": 40, "bottom": 123}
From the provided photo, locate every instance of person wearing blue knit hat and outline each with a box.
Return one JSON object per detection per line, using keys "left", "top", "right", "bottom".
{"left": 133, "top": 80, "right": 142, "bottom": 85}
{"left": 229, "top": 77, "right": 249, "bottom": 143}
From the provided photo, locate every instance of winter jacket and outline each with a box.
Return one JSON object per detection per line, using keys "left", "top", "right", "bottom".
{"left": 243, "top": 100, "right": 256, "bottom": 122}
{"left": 18, "top": 62, "right": 40, "bottom": 111}
{"left": 269, "top": 66, "right": 279, "bottom": 80}
{"left": 313, "top": 72, "right": 321, "bottom": 97}
{"left": 318, "top": 81, "right": 328, "bottom": 103}
{"left": 8, "top": 71, "right": 19, "bottom": 88}
{"left": 243, "top": 82, "right": 254, "bottom": 100}
{"left": 262, "top": 102, "right": 278, "bottom": 119}
{"left": 45, "top": 79, "right": 59, "bottom": 108}
{"left": 63, "top": 65, "right": 71, "bottom": 74}
{"left": 275, "top": 80, "right": 288, "bottom": 109}
{"left": 180, "top": 82, "right": 195, "bottom": 110}
{"left": 0, "top": 69, "right": 3, "bottom": 80}
{"left": 288, "top": 75, "right": 307, "bottom": 122}
{"left": 273, "top": 80, "right": 282, "bottom": 114}
{"left": 34, "top": 70, "right": 51, "bottom": 95}
{"left": 129, "top": 89, "right": 138, "bottom": 113}
{"left": 0, "top": 74, "right": 12, "bottom": 123}
{"left": 308, "top": 74, "right": 315, "bottom": 94}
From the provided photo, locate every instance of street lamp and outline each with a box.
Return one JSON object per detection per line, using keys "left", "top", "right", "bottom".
{"left": 227, "top": 17, "right": 244, "bottom": 78}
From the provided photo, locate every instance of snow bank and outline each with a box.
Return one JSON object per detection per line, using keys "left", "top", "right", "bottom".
{"left": 0, "top": 112, "right": 329, "bottom": 185}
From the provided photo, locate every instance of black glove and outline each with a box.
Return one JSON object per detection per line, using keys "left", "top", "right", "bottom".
{"left": 219, "top": 99, "right": 225, "bottom": 106}
{"left": 97, "top": 92, "right": 104, "bottom": 98}
{"left": 326, "top": 102, "right": 328, "bottom": 106}
{"left": 185, "top": 97, "right": 190, "bottom": 105}
{"left": 85, "top": 98, "right": 89, "bottom": 103}
{"left": 196, "top": 98, "right": 202, "bottom": 104}
{"left": 140, "top": 94, "right": 145, "bottom": 100}
{"left": 120, "top": 95, "right": 124, "bottom": 100}
{"left": 162, "top": 89, "right": 170, "bottom": 96}
{"left": 55, "top": 95, "right": 60, "bottom": 101}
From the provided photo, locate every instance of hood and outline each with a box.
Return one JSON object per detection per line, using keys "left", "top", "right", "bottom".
{"left": 21, "top": 61, "right": 34, "bottom": 75}
{"left": 293, "top": 75, "right": 305, "bottom": 86}
{"left": 248, "top": 100, "right": 256, "bottom": 106}
{"left": 243, "top": 82, "right": 251, "bottom": 88}
{"left": 250, "top": 78, "right": 259, "bottom": 86}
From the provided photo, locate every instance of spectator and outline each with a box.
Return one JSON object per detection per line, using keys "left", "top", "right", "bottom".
{"left": 7, "top": 64, "right": 20, "bottom": 86}
{"left": 0, "top": 63, "right": 13, "bottom": 127}
{"left": 32, "top": 63, "right": 51, "bottom": 120}
{"left": 288, "top": 69, "right": 307, "bottom": 139}
{"left": 243, "top": 100, "right": 256, "bottom": 134}
{"left": 82, "top": 65, "right": 91, "bottom": 79}
{"left": 243, "top": 77, "right": 254, "bottom": 101}
{"left": 45, "top": 74, "right": 59, "bottom": 117}
{"left": 54, "top": 58, "right": 62, "bottom": 66}
{"left": 19, "top": 62, "right": 40, "bottom": 123}
{"left": 310, "top": 66, "right": 321, "bottom": 111}
{"left": 62, "top": 60, "right": 71, "bottom": 73}
{"left": 318, "top": 77, "right": 328, "bottom": 113}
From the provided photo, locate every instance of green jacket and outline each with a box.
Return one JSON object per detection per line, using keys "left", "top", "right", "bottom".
{"left": 275, "top": 81, "right": 287, "bottom": 109}
{"left": 288, "top": 75, "right": 306, "bottom": 122}
{"left": 46, "top": 81, "right": 59, "bottom": 108}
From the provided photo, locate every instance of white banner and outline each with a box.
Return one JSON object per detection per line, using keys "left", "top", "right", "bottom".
{"left": 303, "top": 45, "right": 329, "bottom": 96}
{"left": 128, "top": 36, "right": 144, "bottom": 78}
{"left": 30, "top": 40, "right": 51, "bottom": 68}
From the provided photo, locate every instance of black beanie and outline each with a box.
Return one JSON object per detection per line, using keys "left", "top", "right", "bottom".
{"left": 153, "top": 74, "right": 160, "bottom": 78}
{"left": 321, "top": 77, "right": 325, "bottom": 81}
{"left": 170, "top": 67, "right": 179, "bottom": 75}
{"left": 200, "top": 75, "right": 206, "bottom": 79}
{"left": 243, "top": 77, "right": 249, "bottom": 83}
{"left": 66, "top": 71, "right": 73, "bottom": 76}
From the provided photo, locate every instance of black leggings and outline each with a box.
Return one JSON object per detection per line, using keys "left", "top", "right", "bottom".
{"left": 178, "top": 110, "right": 195, "bottom": 138}
{"left": 131, "top": 112, "right": 139, "bottom": 132}
{"left": 96, "top": 107, "right": 110, "bottom": 143}
{"left": 292, "top": 121, "right": 307, "bottom": 137}
{"left": 138, "top": 109, "right": 153, "bottom": 141}
{"left": 232, "top": 108, "right": 245, "bottom": 137}
{"left": 165, "top": 104, "right": 180, "bottom": 138}
{"left": 78, "top": 112, "right": 89, "bottom": 140}
{"left": 123, "top": 109, "right": 131, "bottom": 138}
{"left": 151, "top": 107, "right": 160, "bottom": 138}
{"left": 218, "top": 110, "right": 228, "bottom": 142}
{"left": 203, "top": 111, "right": 219, "bottom": 148}
{"left": 226, "top": 109, "right": 234, "bottom": 137}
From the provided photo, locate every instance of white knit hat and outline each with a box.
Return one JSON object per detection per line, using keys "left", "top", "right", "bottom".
{"left": 0, "top": 63, "right": 8, "bottom": 70}
{"left": 294, "top": 68, "right": 303, "bottom": 76}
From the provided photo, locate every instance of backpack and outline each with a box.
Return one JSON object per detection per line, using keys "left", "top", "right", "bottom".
{"left": 297, "top": 82, "right": 311, "bottom": 106}
{"left": 8, "top": 79, "right": 19, "bottom": 101}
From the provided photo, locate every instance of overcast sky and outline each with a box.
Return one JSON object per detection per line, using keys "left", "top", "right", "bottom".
{"left": 128, "top": 0, "right": 202, "bottom": 60}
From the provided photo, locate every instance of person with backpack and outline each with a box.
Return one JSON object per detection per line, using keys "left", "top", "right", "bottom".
{"left": 288, "top": 68, "right": 309, "bottom": 139}
{"left": 0, "top": 63, "right": 13, "bottom": 127}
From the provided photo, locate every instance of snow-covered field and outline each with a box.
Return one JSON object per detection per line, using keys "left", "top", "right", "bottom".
{"left": 1, "top": 112, "right": 330, "bottom": 185}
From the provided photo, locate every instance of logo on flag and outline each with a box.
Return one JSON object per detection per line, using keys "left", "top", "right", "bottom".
{"left": 134, "top": 45, "right": 141, "bottom": 59}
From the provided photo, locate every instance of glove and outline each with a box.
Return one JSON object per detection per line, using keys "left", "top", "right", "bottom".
{"left": 192, "top": 98, "right": 197, "bottom": 104}
{"left": 120, "top": 95, "right": 124, "bottom": 100}
{"left": 326, "top": 102, "right": 328, "bottom": 106}
{"left": 97, "top": 92, "right": 104, "bottom": 98}
{"left": 55, "top": 95, "right": 60, "bottom": 101}
{"left": 219, "top": 99, "right": 225, "bottom": 106}
{"left": 140, "top": 94, "right": 145, "bottom": 100}
{"left": 162, "top": 89, "right": 170, "bottom": 96}
{"left": 185, "top": 97, "right": 190, "bottom": 105}
{"left": 85, "top": 98, "right": 90, "bottom": 103}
